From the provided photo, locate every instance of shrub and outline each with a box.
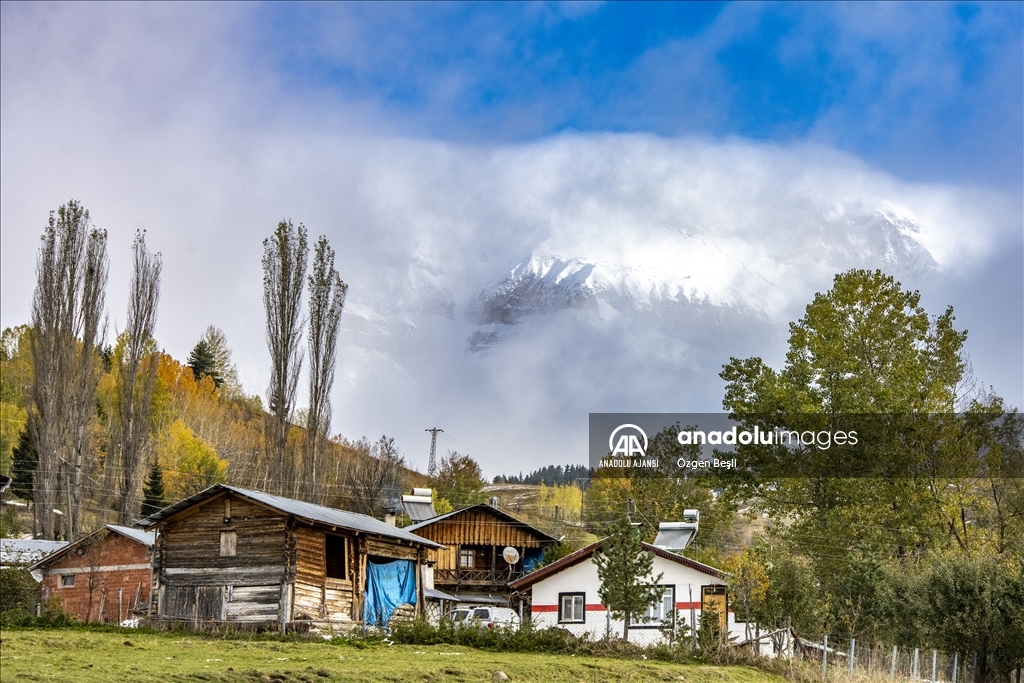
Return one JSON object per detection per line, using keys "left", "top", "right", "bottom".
{"left": 0, "top": 568, "right": 40, "bottom": 616}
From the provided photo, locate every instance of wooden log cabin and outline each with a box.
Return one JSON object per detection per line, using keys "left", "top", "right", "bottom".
{"left": 135, "top": 485, "right": 443, "bottom": 631}
{"left": 405, "top": 503, "right": 558, "bottom": 602}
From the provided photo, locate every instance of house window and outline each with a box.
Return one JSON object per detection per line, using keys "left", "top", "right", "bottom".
{"left": 558, "top": 592, "right": 585, "bottom": 623}
{"left": 326, "top": 534, "right": 347, "bottom": 579}
{"left": 630, "top": 585, "right": 674, "bottom": 627}
{"left": 60, "top": 574, "right": 76, "bottom": 588}
{"left": 459, "top": 548, "right": 474, "bottom": 569}
{"left": 219, "top": 530, "right": 237, "bottom": 557}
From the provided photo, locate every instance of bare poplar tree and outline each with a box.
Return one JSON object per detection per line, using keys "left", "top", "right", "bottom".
{"left": 304, "top": 236, "right": 347, "bottom": 503}
{"left": 113, "top": 231, "right": 162, "bottom": 524}
{"left": 263, "top": 220, "right": 307, "bottom": 496}
{"left": 29, "top": 200, "right": 108, "bottom": 540}
{"left": 338, "top": 436, "right": 407, "bottom": 518}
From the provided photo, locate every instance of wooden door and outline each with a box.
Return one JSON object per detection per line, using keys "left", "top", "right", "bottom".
{"left": 701, "top": 584, "right": 728, "bottom": 631}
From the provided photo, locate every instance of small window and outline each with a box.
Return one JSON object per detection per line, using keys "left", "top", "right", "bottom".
{"left": 219, "top": 530, "right": 237, "bottom": 557}
{"left": 459, "top": 548, "right": 474, "bottom": 568}
{"left": 326, "top": 534, "right": 347, "bottom": 579}
{"left": 473, "top": 608, "right": 490, "bottom": 620}
{"left": 60, "top": 574, "right": 76, "bottom": 588}
{"left": 559, "top": 592, "right": 585, "bottom": 623}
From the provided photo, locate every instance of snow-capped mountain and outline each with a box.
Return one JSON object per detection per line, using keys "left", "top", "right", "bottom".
{"left": 466, "top": 208, "right": 937, "bottom": 327}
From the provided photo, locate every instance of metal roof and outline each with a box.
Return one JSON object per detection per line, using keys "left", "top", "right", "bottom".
{"left": 106, "top": 525, "right": 155, "bottom": 547}
{"left": 425, "top": 587, "right": 458, "bottom": 602}
{"left": 27, "top": 525, "right": 155, "bottom": 572}
{"left": 404, "top": 503, "right": 558, "bottom": 543}
{"left": 134, "top": 484, "right": 443, "bottom": 549}
{"left": 1, "top": 538, "right": 68, "bottom": 566}
{"left": 509, "top": 540, "right": 724, "bottom": 591}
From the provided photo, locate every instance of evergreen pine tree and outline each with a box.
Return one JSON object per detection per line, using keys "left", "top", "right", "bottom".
{"left": 187, "top": 339, "right": 221, "bottom": 387}
{"left": 141, "top": 461, "right": 166, "bottom": 516}
{"left": 593, "top": 516, "right": 664, "bottom": 639}
{"left": 10, "top": 427, "right": 37, "bottom": 501}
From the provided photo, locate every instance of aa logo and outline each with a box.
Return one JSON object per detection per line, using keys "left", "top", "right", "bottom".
{"left": 609, "top": 424, "right": 648, "bottom": 458}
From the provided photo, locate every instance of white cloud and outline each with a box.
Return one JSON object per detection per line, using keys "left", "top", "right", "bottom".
{"left": 2, "top": 4, "right": 1019, "bottom": 476}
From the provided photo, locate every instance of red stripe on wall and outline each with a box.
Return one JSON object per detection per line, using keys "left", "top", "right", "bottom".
{"left": 532, "top": 604, "right": 608, "bottom": 613}
{"left": 676, "top": 602, "right": 701, "bottom": 610}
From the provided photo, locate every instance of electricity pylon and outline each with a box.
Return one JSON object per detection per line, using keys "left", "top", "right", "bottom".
{"left": 425, "top": 428, "right": 443, "bottom": 478}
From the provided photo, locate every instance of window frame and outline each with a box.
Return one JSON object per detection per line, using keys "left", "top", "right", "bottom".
{"left": 558, "top": 592, "right": 586, "bottom": 624}
{"left": 629, "top": 585, "right": 675, "bottom": 629}
{"left": 60, "top": 574, "right": 76, "bottom": 588}
{"left": 458, "top": 547, "right": 475, "bottom": 569}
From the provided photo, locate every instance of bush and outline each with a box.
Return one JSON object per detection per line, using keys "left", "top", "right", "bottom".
{"left": 0, "top": 568, "right": 40, "bottom": 616}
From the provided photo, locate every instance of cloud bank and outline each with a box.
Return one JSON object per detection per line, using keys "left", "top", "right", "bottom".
{"left": 1, "top": 3, "right": 1020, "bottom": 476}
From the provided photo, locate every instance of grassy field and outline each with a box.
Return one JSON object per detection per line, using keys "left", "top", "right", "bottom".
{"left": 0, "top": 628, "right": 786, "bottom": 683}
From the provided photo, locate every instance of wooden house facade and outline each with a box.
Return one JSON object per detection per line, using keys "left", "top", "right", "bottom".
{"left": 136, "top": 485, "right": 442, "bottom": 631}
{"left": 405, "top": 503, "right": 557, "bottom": 601}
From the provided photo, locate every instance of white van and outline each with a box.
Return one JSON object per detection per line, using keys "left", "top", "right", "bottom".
{"left": 448, "top": 606, "right": 520, "bottom": 630}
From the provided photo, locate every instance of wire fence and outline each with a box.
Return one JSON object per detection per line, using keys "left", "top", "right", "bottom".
{"left": 783, "top": 633, "right": 1021, "bottom": 683}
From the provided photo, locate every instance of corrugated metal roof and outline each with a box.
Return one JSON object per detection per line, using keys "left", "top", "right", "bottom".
{"left": 107, "top": 525, "right": 155, "bottom": 547}
{"left": 425, "top": 587, "right": 458, "bottom": 601}
{"left": 404, "top": 503, "right": 558, "bottom": 543}
{"left": 1, "top": 539, "right": 68, "bottom": 566}
{"left": 135, "top": 484, "right": 443, "bottom": 549}
{"left": 28, "top": 525, "right": 155, "bottom": 571}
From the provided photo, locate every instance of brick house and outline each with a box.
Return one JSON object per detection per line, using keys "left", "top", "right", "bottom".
{"left": 29, "top": 525, "right": 154, "bottom": 623}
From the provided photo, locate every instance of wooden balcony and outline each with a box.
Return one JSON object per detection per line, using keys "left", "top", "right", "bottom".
{"left": 434, "top": 567, "right": 523, "bottom": 589}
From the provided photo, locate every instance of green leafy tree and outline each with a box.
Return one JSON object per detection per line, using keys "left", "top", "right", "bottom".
{"left": 593, "top": 515, "right": 665, "bottom": 639}
{"left": 916, "top": 552, "right": 1024, "bottom": 680}
{"left": 140, "top": 461, "right": 166, "bottom": 516}
{"left": 187, "top": 339, "right": 221, "bottom": 388}
{"left": 432, "top": 451, "right": 486, "bottom": 507}
{"left": 719, "top": 269, "right": 990, "bottom": 561}
{"left": 754, "top": 549, "right": 822, "bottom": 636}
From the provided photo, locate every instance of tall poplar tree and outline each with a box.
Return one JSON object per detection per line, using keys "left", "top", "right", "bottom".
{"left": 29, "top": 200, "right": 108, "bottom": 540}
{"left": 304, "top": 236, "right": 347, "bottom": 502}
{"left": 262, "top": 220, "right": 307, "bottom": 496}
{"left": 113, "top": 231, "right": 161, "bottom": 524}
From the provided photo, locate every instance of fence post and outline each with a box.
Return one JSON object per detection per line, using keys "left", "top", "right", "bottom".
{"left": 972, "top": 652, "right": 977, "bottom": 683}
{"left": 891, "top": 645, "right": 898, "bottom": 679}
{"left": 931, "top": 650, "right": 937, "bottom": 683}
{"left": 953, "top": 652, "right": 958, "bottom": 683}
{"left": 823, "top": 635, "right": 829, "bottom": 680}
{"left": 849, "top": 639, "right": 856, "bottom": 677}
{"left": 913, "top": 648, "right": 919, "bottom": 681}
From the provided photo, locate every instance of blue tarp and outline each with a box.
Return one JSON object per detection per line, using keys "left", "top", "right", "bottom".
{"left": 363, "top": 558, "right": 417, "bottom": 629}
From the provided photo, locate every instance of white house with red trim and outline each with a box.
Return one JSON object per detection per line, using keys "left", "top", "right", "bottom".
{"left": 509, "top": 539, "right": 734, "bottom": 646}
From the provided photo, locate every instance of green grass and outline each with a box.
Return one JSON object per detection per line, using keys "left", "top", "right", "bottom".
{"left": 0, "top": 627, "right": 786, "bottom": 683}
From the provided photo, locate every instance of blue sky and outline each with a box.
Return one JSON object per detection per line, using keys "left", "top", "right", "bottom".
{"left": 249, "top": 2, "right": 1022, "bottom": 188}
{"left": 2, "top": 2, "right": 1021, "bottom": 472}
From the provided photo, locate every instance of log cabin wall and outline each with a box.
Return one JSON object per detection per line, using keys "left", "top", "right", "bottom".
{"left": 287, "top": 524, "right": 424, "bottom": 624}
{"left": 290, "top": 524, "right": 359, "bottom": 623}
{"left": 413, "top": 507, "right": 548, "bottom": 571}
{"left": 154, "top": 492, "right": 287, "bottom": 624}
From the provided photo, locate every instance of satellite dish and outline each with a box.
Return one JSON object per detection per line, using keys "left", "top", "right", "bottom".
{"left": 502, "top": 547, "right": 520, "bottom": 565}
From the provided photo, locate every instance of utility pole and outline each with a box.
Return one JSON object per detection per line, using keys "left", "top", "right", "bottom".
{"left": 425, "top": 428, "right": 443, "bottom": 478}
